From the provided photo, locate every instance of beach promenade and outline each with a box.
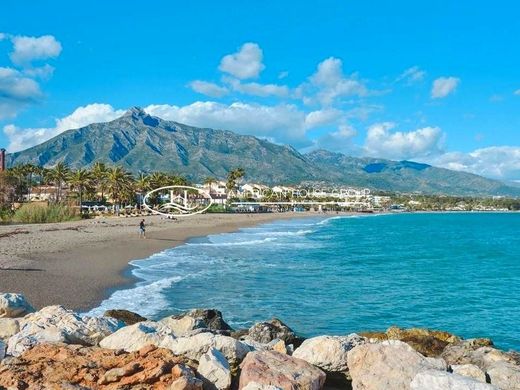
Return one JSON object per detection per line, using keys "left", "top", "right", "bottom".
{"left": 0, "top": 212, "right": 317, "bottom": 311}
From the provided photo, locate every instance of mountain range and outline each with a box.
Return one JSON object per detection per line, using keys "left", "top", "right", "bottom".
{"left": 6, "top": 107, "right": 519, "bottom": 196}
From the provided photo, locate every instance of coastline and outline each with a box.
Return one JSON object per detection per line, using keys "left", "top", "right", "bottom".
{"left": 0, "top": 211, "right": 327, "bottom": 312}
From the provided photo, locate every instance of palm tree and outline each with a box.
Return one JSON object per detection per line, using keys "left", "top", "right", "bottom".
{"left": 91, "top": 162, "right": 109, "bottom": 203}
{"left": 105, "top": 166, "right": 134, "bottom": 213}
{"left": 134, "top": 173, "right": 151, "bottom": 210}
{"left": 226, "top": 167, "right": 245, "bottom": 195}
{"left": 21, "top": 163, "right": 37, "bottom": 201}
{"left": 6, "top": 165, "right": 25, "bottom": 202}
{"left": 68, "top": 168, "right": 94, "bottom": 208}
{"left": 48, "top": 162, "right": 70, "bottom": 203}
{"left": 148, "top": 172, "right": 170, "bottom": 189}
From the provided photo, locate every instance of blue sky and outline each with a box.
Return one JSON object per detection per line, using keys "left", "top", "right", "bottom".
{"left": 1, "top": 0, "right": 519, "bottom": 180}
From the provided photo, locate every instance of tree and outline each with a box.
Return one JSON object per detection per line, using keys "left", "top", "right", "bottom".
{"left": 48, "top": 162, "right": 70, "bottom": 202}
{"left": 105, "top": 166, "right": 134, "bottom": 211}
{"left": 134, "top": 173, "right": 151, "bottom": 209}
{"left": 226, "top": 167, "right": 245, "bottom": 195}
{"left": 91, "top": 162, "right": 109, "bottom": 203}
{"left": 68, "top": 168, "right": 94, "bottom": 208}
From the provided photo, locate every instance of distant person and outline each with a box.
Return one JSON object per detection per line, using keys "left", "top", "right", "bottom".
{"left": 139, "top": 219, "right": 146, "bottom": 239}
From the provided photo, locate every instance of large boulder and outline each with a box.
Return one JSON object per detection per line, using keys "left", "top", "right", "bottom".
{"left": 171, "top": 363, "right": 204, "bottom": 390}
{"left": 7, "top": 305, "right": 123, "bottom": 356}
{"left": 411, "top": 369, "right": 498, "bottom": 390}
{"left": 360, "top": 326, "right": 460, "bottom": 357}
{"left": 0, "top": 293, "right": 34, "bottom": 318}
{"left": 197, "top": 347, "right": 232, "bottom": 390}
{"left": 0, "top": 318, "right": 21, "bottom": 340}
{"left": 347, "top": 340, "right": 447, "bottom": 390}
{"left": 99, "top": 321, "right": 175, "bottom": 352}
{"left": 160, "top": 309, "right": 232, "bottom": 337}
{"left": 104, "top": 309, "right": 147, "bottom": 325}
{"left": 451, "top": 364, "right": 487, "bottom": 383}
{"left": 486, "top": 361, "right": 520, "bottom": 390}
{"left": 246, "top": 318, "right": 299, "bottom": 346}
{"left": 0, "top": 342, "right": 187, "bottom": 389}
{"left": 442, "top": 339, "right": 520, "bottom": 389}
{"left": 161, "top": 332, "right": 251, "bottom": 367}
{"left": 293, "top": 334, "right": 365, "bottom": 372}
{"left": 239, "top": 350, "right": 326, "bottom": 390}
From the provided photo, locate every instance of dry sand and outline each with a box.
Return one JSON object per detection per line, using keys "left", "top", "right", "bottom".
{"left": 0, "top": 212, "right": 319, "bottom": 311}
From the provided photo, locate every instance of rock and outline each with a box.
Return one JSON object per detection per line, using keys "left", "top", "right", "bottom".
{"left": 269, "top": 339, "right": 287, "bottom": 354}
{"left": 7, "top": 326, "right": 68, "bottom": 356}
{"left": 198, "top": 347, "right": 232, "bottom": 390}
{"left": 0, "top": 293, "right": 34, "bottom": 318}
{"left": 293, "top": 334, "right": 365, "bottom": 372}
{"left": 347, "top": 340, "right": 446, "bottom": 390}
{"left": 171, "top": 375, "right": 205, "bottom": 390}
{"left": 161, "top": 309, "right": 232, "bottom": 337}
{"left": 161, "top": 332, "right": 251, "bottom": 368}
{"left": 0, "top": 342, "right": 186, "bottom": 389}
{"left": 359, "top": 326, "right": 460, "bottom": 357}
{"left": 451, "top": 364, "right": 487, "bottom": 383}
{"left": 0, "top": 318, "right": 20, "bottom": 340}
{"left": 411, "top": 369, "right": 498, "bottom": 390}
{"left": 0, "top": 339, "right": 5, "bottom": 360}
{"left": 241, "top": 383, "right": 282, "bottom": 390}
{"left": 442, "top": 340, "right": 518, "bottom": 375}
{"left": 486, "top": 361, "right": 520, "bottom": 390}
{"left": 99, "top": 321, "right": 176, "bottom": 352}
{"left": 246, "top": 318, "right": 300, "bottom": 346}
{"left": 6, "top": 305, "right": 123, "bottom": 356}
{"left": 239, "top": 350, "right": 326, "bottom": 390}
{"left": 170, "top": 363, "right": 204, "bottom": 390}
{"left": 104, "top": 309, "right": 147, "bottom": 325}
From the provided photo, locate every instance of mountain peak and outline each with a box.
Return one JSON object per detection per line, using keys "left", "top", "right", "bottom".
{"left": 124, "top": 106, "right": 147, "bottom": 117}
{"left": 122, "top": 106, "right": 160, "bottom": 127}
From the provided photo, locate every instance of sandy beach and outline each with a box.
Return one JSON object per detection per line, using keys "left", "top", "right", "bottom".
{"left": 0, "top": 212, "right": 320, "bottom": 312}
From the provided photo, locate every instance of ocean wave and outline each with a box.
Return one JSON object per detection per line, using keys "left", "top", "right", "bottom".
{"left": 84, "top": 275, "right": 184, "bottom": 318}
{"left": 186, "top": 237, "right": 277, "bottom": 246}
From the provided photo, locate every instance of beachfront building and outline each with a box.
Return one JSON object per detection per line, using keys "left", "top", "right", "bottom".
{"left": 240, "top": 183, "right": 270, "bottom": 200}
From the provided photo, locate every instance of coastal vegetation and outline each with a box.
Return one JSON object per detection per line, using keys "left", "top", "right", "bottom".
{"left": 12, "top": 203, "right": 80, "bottom": 224}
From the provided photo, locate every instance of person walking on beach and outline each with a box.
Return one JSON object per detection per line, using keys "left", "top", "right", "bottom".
{"left": 139, "top": 219, "right": 146, "bottom": 239}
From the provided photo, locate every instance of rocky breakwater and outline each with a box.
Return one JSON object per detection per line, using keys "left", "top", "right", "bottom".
{"left": 0, "top": 293, "right": 519, "bottom": 390}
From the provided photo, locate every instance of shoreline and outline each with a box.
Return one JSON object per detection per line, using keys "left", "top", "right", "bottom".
{"left": 0, "top": 211, "right": 331, "bottom": 312}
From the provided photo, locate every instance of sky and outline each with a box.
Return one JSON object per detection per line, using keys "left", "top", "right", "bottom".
{"left": 1, "top": 0, "right": 519, "bottom": 181}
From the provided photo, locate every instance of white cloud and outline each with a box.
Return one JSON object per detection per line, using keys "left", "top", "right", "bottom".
{"left": 23, "top": 64, "right": 55, "bottom": 79}
{"left": 224, "top": 77, "right": 289, "bottom": 98}
{"left": 431, "top": 76, "right": 460, "bottom": 99}
{"left": 10, "top": 35, "right": 62, "bottom": 65}
{"left": 219, "top": 42, "right": 265, "bottom": 79}
{"left": 397, "top": 66, "right": 426, "bottom": 84}
{"left": 431, "top": 147, "right": 520, "bottom": 180}
{"left": 304, "top": 108, "right": 342, "bottom": 129}
{"left": 145, "top": 101, "right": 311, "bottom": 146}
{"left": 189, "top": 80, "right": 229, "bottom": 97}
{"left": 3, "top": 103, "right": 124, "bottom": 152}
{"left": 0, "top": 33, "right": 6, "bottom": 41}
{"left": 0, "top": 67, "right": 42, "bottom": 120}
{"left": 304, "top": 57, "right": 367, "bottom": 105}
{"left": 278, "top": 71, "right": 289, "bottom": 79}
{"left": 364, "top": 122, "right": 445, "bottom": 160}
{"left": 514, "top": 89, "right": 520, "bottom": 96}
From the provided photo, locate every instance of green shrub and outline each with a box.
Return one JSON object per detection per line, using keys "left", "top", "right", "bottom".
{"left": 13, "top": 203, "right": 80, "bottom": 223}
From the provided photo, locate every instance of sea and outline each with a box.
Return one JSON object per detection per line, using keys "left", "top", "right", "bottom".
{"left": 87, "top": 212, "right": 520, "bottom": 351}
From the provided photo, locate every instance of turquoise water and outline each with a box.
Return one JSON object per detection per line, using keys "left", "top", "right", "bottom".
{"left": 89, "top": 213, "right": 520, "bottom": 350}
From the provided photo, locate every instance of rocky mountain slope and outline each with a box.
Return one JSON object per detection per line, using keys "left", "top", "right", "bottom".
{"left": 6, "top": 107, "right": 519, "bottom": 196}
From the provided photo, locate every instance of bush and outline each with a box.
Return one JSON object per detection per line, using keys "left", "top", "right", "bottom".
{"left": 13, "top": 203, "right": 80, "bottom": 223}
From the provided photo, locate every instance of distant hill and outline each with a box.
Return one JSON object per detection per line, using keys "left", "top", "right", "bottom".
{"left": 6, "top": 107, "right": 520, "bottom": 196}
